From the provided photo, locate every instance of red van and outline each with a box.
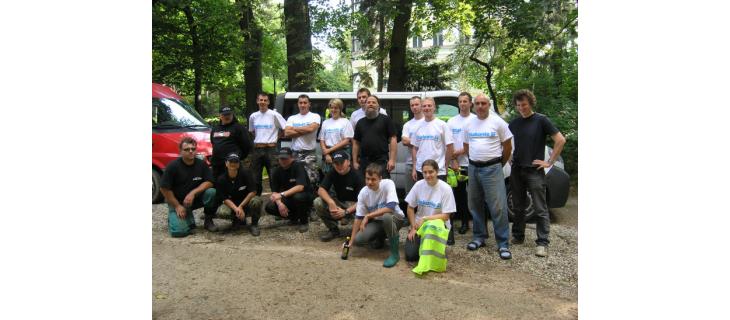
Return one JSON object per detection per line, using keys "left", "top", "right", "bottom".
{"left": 152, "top": 83, "right": 213, "bottom": 203}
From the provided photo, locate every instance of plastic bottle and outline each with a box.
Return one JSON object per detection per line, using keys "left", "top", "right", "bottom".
{"left": 341, "top": 236, "right": 351, "bottom": 260}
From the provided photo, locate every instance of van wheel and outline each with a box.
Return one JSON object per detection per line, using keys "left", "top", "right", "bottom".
{"left": 152, "top": 170, "right": 162, "bottom": 204}
{"left": 507, "top": 184, "right": 535, "bottom": 222}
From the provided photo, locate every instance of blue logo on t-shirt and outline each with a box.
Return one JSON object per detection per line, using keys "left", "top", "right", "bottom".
{"left": 254, "top": 124, "right": 273, "bottom": 129}
{"left": 293, "top": 122, "right": 310, "bottom": 127}
{"left": 468, "top": 131, "right": 497, "bottom": 140}
{"left": 417, "top": 199, "right": 442, "bottom": 209}
{"left": 416, "top": 134, "right": 440, "bottom": 142}
{"left": 451, "top": 128, "right": 462, "bottom": 135}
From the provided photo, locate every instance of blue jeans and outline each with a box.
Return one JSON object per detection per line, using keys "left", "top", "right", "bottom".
{"left": 166, "top": 188, "right": 217, "bottom": 237}
{"left": 468, "top": 163, "right": 510, "bottom": 249}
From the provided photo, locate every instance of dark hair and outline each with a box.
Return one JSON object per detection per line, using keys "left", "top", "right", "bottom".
{"left": 410, "top": 96, "right": 421, "bottom": 101}
{"left": 257, "top": 92, "right": 270, "bottom": 99}
{"left": 458, "top": 91, "right": 472, "bottom": 101}
{"left": 512, "top": 89, "right": 536, "bottom": 108}
{"left": 178, "top": 136, "right": 197, "bottom": 150}
{"left": 368, "top": 95, "right": 380, "bottom": 104}
{"left": 365, "top": 163, "right": 383, "bottom": 178}
{"left": 421, "top": 159, "right": 439, "bottom": 172}
{"left": 357, "top": 88, "right": 371, "bottom": 96}
{"left": 298, "top": 94, "right": 310, "bottom": 102}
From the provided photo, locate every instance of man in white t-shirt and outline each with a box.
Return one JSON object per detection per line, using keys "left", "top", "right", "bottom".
{"left": 248, "top": 92, "right": 287, "bottom": 195}
{"left": 285, "top": 94, "right": 322, "bottom": 185}
{"left": 349, "top": 88, "right": 387, "bottom": 129}
{"left": 346, "top": 163, "right": 405, "bottom": 268}
{"left": 446, "top": 92, "right": 477, "bottom": 235}
{"left": 411, "top": 97, "right": 454, "bottom": 181}
{"left": 401, "top": 96, "right": 424, "bottom": 195}
{"left": 462, "top": 94, "right": 513, "bottom": 260}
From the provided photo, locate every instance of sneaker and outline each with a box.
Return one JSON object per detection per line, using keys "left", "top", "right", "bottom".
{"left": 249, "top": 225, "right": 260, "bottom": 236}
{"left": 298, "top": 223, "right": 309, "bottom": 233}
{"left": 535, "top": 245, "right": 548, "bottom": 257}
{"left": 319, "top": 229, "right": 340, "bottom": 242}
{"left": 512, "top": 237, "right": 525, "bottom": 245}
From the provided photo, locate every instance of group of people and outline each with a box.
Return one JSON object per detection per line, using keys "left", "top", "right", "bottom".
{"left": 159, "top": 88, "right": 565, "bottom": 268}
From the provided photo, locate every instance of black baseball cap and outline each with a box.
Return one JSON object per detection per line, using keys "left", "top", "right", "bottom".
{"left": 219, "top": 106, "right": 233, "bottom": 115}
{"left": 277, "top": 147, "right": 293, "bottom": 159}
{"left": 331, "top": 150, "right": 349, "bottom": 163}
{"left": 225, "top": 153, "right": 241, "bottom": 162}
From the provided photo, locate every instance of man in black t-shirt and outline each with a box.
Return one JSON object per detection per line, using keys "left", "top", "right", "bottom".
{"left": 215, "top": 153, "right": 263, "bottom": 236}
{"left": 313, "top": 151, "right": 365, "bottom": 242}
{"left": 508, "top": 89, "right": 566, "bottom": 258}
{"left": 352, "top": 95, "right": 397, "bottom": 179}
{"left": 210, "top": 105, "right": 253, "bottom": 179}
{"left": 265, "top": 147, "right": 313, "bottom": 233}
{"left": 160, "top": 137, "right": 219, "bottom": 237}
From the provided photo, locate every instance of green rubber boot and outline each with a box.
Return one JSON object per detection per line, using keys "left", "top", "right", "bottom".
{"left": 383, "top": 237, "right": 400, "bottom": 268}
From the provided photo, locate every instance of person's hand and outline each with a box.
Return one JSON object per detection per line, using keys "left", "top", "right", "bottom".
{"left": 270, "top": 192, "right": 282, "bottom": 202}
{"left": 407, "top": 228, "right": 417, "bottom": 241}
{"left": 175, "top": 205, "right": 187, "bottom": 219}
{"left": 450, "top": 160, "right": 460, "bottom": 172}
{"left": 277, "top": 202, "right": 289, "bottom": 217}
{"left": 353, "top": 161, "right": 360, "bottom": 170}
{"left": 183, "top": 192, "right": 195, "bottom": 207}
{"left": 414, "top": 218, "right": 423, "bottom": 230}
{"left": 532, "top": 159, "right": 552, "bottom": 169}
{"left": 359, "top": 216, "right": 369, "bottom": 232}
{"left": 331, "top": 207, "right": 346, "bottom": 220}
{"left": 325, "top": 154, "right": 333, "bottom": 164}
{"left": 411, "top": 168, "right": 418, "bottom": 181}
{"left": 387, "top": 159, "right": 395, "bottom": 172}
{"left": 234, "top": 206, "right": 245, "bottom": 220}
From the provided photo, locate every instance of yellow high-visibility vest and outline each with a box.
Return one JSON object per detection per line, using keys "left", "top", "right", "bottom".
{"left": 412, "top": 219, "right": 449, "bottom": 275}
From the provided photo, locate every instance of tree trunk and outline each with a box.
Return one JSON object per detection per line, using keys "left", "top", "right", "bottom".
{"left": 386, "top": 0, "right": 411, "bottom": 92}
{"left": 376, "top": 12, "right": 385, "bottom": 91}
{"left": 183, "top": 5, "right": 204, "bottom": 114}
{"left": 284, "top": 0, "right": 314, "bottom": 92}
{"left": 485, "top": 64, "right": 498, "bottom": 113}
{"left": 238, "top": 0, "right": 263, "bottom": 117}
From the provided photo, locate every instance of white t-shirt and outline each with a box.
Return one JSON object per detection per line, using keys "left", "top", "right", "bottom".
{"left": 447, "top": 113, "right": 477, "bottom": 167}
{"left": 405, "top": 179, "right": 456, "bottom": 229}
{"left": 413, "top": 118, "right": 454, "bottom": 175}
{"left": 356, "top": 179, "right": 405, "bottom": 219}
{"left": 248, "top": 109, "right": 287, "bottom": 144}
{"left": 350, "top": 107, "right": 387, "bottom": 129}
{"left": 462, "top": 112, "right": 513, "bottom": 162}
{"left": 401, "top": 117, "right": 424, "bottom": 165}
{"left": 286, "top": 112, "right": 321, "bottom": 151}
{"left": 318, "top": 117, "right": 354, "bottom": 147}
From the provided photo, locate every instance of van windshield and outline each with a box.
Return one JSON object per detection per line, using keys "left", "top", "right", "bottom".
{"left": 152, "top": 98, "right": 208, "bottom": 128}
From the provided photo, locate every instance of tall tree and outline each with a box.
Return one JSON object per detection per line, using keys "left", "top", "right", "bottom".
{"left": 237, "top": 0, "right": 263, "bottom": 116}
{"left": 284, "top": 0, "right": 315, "bottom": 91}
{"left": 386, "top": 0, "right": 412, "bottom": 91}
{"left": 183, "top": 5, "right": 204, "bottom": 113}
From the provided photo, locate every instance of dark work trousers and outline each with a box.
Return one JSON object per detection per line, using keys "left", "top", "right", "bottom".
{"left": 452, "top": 167, "right": 470, "bottom": 226}
{"left": 250, "top": 146, "right": 279, "bottom": 195}
{"left": 510, "top": 166, "right": 550, "bottom": 246}
{"left": 359, "top": 157, "right": 390, "bottom": 179}
{"left": 405, "top": 235, "right": 421, "bottom": 262}
{"left": 212, "top": 162, "right": 226, "bottom": 182}
{"left": 264, "top": 192, "right": 313, "bottom": 225}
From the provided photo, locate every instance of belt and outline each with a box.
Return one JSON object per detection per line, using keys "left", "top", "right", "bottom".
{"left": 254, "top": 143, "right": 277, "bottom": 148}
{"left": 469, "top": 157, "right": 502, "bottom": 167}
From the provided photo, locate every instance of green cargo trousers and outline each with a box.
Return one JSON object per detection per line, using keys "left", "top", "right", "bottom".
{"left": 166, "top": 188, "right": 217, "bottom": 237}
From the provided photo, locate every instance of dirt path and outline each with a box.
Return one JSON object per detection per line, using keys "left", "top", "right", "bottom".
{"left": 152, "top": 195, "right": 578, "bottom": 319}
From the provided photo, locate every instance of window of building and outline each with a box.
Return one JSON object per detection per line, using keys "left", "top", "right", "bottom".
{"left": 433, "top": 32, "right": 444, "bottom": 47}
{"left": 412, "top": 36, "right": 422, "bottom": 48}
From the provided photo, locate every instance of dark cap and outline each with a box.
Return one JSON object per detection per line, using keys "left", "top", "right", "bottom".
{"left": 225, "top": 153, "right": 240, "bottom": 162}
{"left": 277, "top": 147, "right": 293, "bottom": 159}
{"left": 219, "top": 106, "right": 233, "bottom": 115}
{"left": 331, "top": 150, "right": 349, "bottom": 163}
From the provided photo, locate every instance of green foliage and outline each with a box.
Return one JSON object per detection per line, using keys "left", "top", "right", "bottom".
{"left": 404, "top": 47, "right": 454, "bottom": 91}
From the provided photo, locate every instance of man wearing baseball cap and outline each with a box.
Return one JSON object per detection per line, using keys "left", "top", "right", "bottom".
{"left": 313, "top": 150, "right": 365, "bottom": 241}
{"left": 210, "top": 105, "right": 253, "bottom": 179}
{"left": 214, "top": 153, "right": 263, "bottom": 236}
{"left": 264, "top": 147, "right": 313, "bottom": 232}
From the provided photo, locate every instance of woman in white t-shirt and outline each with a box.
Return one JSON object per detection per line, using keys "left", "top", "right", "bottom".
{"left": 319, "top": 98, "right": 354, "bottom": 173}
{"left": 404, "top": 159, "right": 457, "bottom": 262}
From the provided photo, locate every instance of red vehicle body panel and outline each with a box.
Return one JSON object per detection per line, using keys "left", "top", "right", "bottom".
{"left": 152, "top": 83, "right": 212, "bottom": 171}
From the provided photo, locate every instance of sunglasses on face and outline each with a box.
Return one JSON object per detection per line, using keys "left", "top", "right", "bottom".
{"left": 183, "top": 147, "right": 196, "bottom": 152}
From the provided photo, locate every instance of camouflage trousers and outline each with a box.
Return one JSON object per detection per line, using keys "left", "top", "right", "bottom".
{"left": 295, "top": 149, "right": 320, "bottom": 186}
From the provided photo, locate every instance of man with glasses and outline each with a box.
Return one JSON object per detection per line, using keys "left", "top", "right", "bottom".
{"left": 159, "top": 137, "right": 219, "bottom": 237}
{"left": 248, "top": 92, "right": 287, "bottom": 195}
{"left": 211, "top": 105, "right": 253, "bottom": 180}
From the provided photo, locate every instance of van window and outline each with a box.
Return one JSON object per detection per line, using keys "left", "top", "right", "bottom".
{"left": 435, "top": 96, "right": 459, "bottom": 122}
{"left": 153, "top": 98, "right": 207, "bottom": 128}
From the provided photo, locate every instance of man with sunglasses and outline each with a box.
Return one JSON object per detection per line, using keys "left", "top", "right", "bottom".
{"left": 160, "top": 137, "right": 219, "bottom": 237}
{"left": 211, "top": 105, "right": 253, "bottom": 180}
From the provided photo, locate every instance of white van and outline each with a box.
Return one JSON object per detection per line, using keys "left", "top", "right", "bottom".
{"left": 274, "top": 91, "right": 570, "bottom": 220}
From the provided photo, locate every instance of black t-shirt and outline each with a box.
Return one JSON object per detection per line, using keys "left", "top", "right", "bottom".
{"left": 509, "top": 113, "right": 559, "bottom": 167}
{"left": 353, "top": 114, "right": 396, "bottom": 161}
{"left": 319, "top": 168, "right": 365, "bottom": 202}
{"left": 270, "top": 161, "right": 311, "bottom": 194}
{"left": 210, "top": 118, "right": 253, "bottom": 166}
{"left": 160, "top": 157, "right": 214, "bottom": 202}
{"left": 215, "top": 167, "right": 257, "bottom": 205}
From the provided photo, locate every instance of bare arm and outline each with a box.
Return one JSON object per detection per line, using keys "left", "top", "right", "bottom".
{"left": 238, "top": 191, "right": 256, "bottom": 208}
{"left": 446, "top": 143, "right": 456, "bottom": 170}
{"left": 328, "top": 138, "right": 350, "bottom": 153}
{"left": 548, "top": 132, "right": 566, "bottom": 164}
{"left": 161, "top": 188, "right": 181, "bottom": 208}
{"left": 387, "top": 136, "right": 397, "bottom": 172}
{"left": 318, "top": 186, "right": 336, "bottom": 207}
{"left": 290, "top": 123, "right": 320, "bottom": 136}
{"left": 501, "top": 140, "right": 512, "bottom": 166}
{"left": 352, "top": 140, "right": 360, "bottom": 169}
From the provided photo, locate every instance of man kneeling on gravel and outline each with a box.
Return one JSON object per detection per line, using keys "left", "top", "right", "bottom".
{"left": 159, "top": 136, "right": 219, "bottom": 237}
{"left": 346, "top": 163, "right": 406, "bottom": 268}
{"left": 214, "top": 153, "right": 263, "bottom": 236}
{"left": 314, "top": 150, "right": 364, "bottom": 242}
{"left": 264, "top": 147, "right": 313, "bottom": 233}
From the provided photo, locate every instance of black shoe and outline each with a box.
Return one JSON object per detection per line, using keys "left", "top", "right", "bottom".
{"left": 512, "top": 237, "right": 525, "bottom": 245}
{"left": 249, "top": 225, "right": 260, "bottom": 237}
{"left": 458, "top": 222, "right": 469, "bottom": 234}
{"left": 298, "top": 223, "right": 309, "bottom": 233}
{"left": 230, "top": 218, "right": 244, "bottom": 231}
{"left": 204, "top": 218, "right": 220, "bottom": 232}
{"left": 319, "top": 229, "right": 341, "bottom": 242}
{"left": 447, "top": 228, "right": 455, "bottom": 245}
{"left": 288, "top": 219, "right": 298, "bottom": 226}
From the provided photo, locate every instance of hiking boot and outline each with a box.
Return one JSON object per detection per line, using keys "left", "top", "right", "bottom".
{"left": 535, "top": 245, "right": 548, "bottom": 257}
{"left": 249, "top": 225, "right": 260, "bottom": 237}
{"left": 204, "top": 217, "right": 220, "bottom": 232}
{"left": 298, "top": 223, "right": 309, "bottom": 233}
{"left": 319, "top": 229, "right": 340, "bottom": 242}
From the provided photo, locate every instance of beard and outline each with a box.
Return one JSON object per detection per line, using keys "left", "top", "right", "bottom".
{"left": 365, "top": 108, "right": 378, "bottom": 119}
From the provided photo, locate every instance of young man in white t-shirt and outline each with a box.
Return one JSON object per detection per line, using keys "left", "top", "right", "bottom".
{"left": 285, "top": 94, "right": 322, "bottom": 185}
{"left": 405, "top": 159, "right": 456, "bottom": 261}
{"left": 349, "top": 87, "right": 387, "bottom": 129}
{"left": 401, "top": 96, "right": 424, "bottom": 195}
{"left": 318, "top": 98, "right": 354, "bottom": 174}
{"left": 347, "top": 163, "right": 405, "bottom": 268}
{"left": 248, "top": 92, "right": 287, "bottom": 195}
{"left": 446, "top": 92, "right": 477, "bottom": 235}
{"left": 411, "top": 97, "right": 455, "bottom": 181}
{"left": 462, "top": 94, "right": 513, "bottom": 260}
